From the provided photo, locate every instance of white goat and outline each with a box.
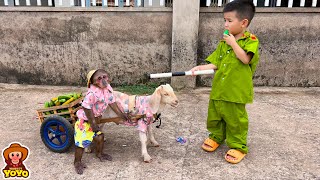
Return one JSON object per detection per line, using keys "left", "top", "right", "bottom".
{"left": 97, "top": 84, "right": 178, "bottom": 162}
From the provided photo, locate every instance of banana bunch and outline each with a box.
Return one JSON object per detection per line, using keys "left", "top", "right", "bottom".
{"left": 43, "top": 92, "right": 82, "bottom": 117}
{"left": 44, "top": 92, "right": 82, "bottom": 108}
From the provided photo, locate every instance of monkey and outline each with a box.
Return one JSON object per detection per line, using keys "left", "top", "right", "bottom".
{"left": 74, "top": 69, "right": 129, "bottom": 175}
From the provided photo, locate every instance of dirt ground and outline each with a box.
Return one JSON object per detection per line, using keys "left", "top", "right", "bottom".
{"left": 0, "top": 83, "right": 319, "bottom": 180}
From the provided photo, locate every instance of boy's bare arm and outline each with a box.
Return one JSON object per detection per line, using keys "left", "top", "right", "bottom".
{"left": 190, "top": 64, "right": 217, "bottom": 72}
{"left": 224, "top": 34, "right": 253, "bottom": 64}
{"left": 230, "top": 42, "right": 253, "bottom": 64}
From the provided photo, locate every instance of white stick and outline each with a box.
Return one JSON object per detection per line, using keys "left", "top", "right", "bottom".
{"left": 185, "top": 69, "right": 215, "bottom": 76}
{"left": 150, "top": 70, "right": 214, "bottom": 79}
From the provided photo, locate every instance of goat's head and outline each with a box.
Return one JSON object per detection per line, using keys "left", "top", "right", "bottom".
{"left": 156, "top": 84, "right": 179, "bottom": 107}
{"left": 150, "top": 84, "right": 179, "bottom": 114}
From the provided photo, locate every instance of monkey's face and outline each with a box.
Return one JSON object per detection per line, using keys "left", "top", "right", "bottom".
{"left": 92, "top": 70, "right": 109, "bottom": 89}
{"left": 9, "top": 151, "right": 22, "bottom": 164}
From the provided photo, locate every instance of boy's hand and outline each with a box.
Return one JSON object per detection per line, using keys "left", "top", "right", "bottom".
{"left": 190, "top": 64, "right": 216, "bottom": 76}
{"left": 190, "top": 66, "right": 200, "bottom": 76}
{"left": 190, "top": 66, "right": 200, "bottom": 72}
{"left": 223, "top": 33, "right": 236, "bottom": 47}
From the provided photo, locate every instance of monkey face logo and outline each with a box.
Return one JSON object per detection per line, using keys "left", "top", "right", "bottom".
{"left": 2, "top": 143, "right": 30, "bottom": 179}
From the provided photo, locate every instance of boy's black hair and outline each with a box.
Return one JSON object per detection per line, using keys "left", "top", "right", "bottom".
{"left": 223, "top": 0, "right": 255, "bottom": 26}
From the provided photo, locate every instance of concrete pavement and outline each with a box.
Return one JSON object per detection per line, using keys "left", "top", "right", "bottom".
{"left": 0, "top": 83, "right": 319, "bottom": 180}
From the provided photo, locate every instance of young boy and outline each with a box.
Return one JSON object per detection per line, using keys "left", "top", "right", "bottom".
{"left": 191, "top": 0, "right": 259, "bottom": 164}
{"left": 74, "top": 69, "right": 129, "bottom": 174}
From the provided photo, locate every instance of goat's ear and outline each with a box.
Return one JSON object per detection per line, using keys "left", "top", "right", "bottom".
{"left": 150, "top": 86, "right": 162, "bottom": 114}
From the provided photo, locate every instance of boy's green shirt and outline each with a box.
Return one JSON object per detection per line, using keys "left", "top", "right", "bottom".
{"left": 206, "top": 31, "right": 260, "bottom": 104}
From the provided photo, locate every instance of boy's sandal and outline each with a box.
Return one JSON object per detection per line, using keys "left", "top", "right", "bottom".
{"left": 225, "top": 149, "right": 246, "bottom": 164}
{"left": 201, "top": 138, "right": 220, "bottom": 152}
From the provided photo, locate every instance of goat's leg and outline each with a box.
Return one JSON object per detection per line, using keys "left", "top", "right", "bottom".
{"left": 147, "top": 125, "right": 159, "bottom": 147}
{"left": 139, "top": 131, "right": 152, "bottom": 162}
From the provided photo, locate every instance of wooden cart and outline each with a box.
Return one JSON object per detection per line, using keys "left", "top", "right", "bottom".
{"left": 36, "top": 96, "right": 122, "bottom": 153}
{"left": 36, "top": 97, "right": 84, "bottom": 125}
{"left": 36, "top": 97, "right": 84, "bottom": 153}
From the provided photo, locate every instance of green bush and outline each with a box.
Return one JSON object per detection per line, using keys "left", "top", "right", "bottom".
{"left": 115, "top": 83, "right": 160, "bottom": 95}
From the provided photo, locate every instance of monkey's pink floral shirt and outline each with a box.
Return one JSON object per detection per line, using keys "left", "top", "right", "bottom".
{"left": 76, "top": 84, "right": 115, "bottom": 120}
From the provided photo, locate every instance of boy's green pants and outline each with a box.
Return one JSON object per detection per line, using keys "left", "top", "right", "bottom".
{"left": 207, "top": 99, "right": 248, "bottom": 154}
